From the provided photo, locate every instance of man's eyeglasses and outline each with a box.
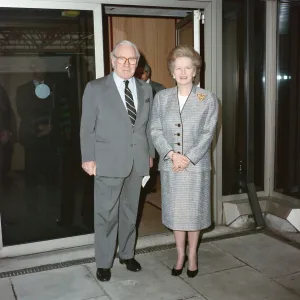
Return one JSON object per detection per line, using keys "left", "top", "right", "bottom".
{"left": 114, "top": 55, "right": 138, "bottom": 65}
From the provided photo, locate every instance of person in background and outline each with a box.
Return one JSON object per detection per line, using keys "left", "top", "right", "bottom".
{"left": 16, "top": 58, "right": 58, "bottom": 187}
{"left": 135, "top": 62, "right": 165, "bottom": 193}
{"left": 0, "top": 84, "right": 16, "bottom": 187}
{"left": 150, "top": 45, "right": 218, "bottom": 278}
{"left": 138, "top": 63, "right": 165, "bottom": 97}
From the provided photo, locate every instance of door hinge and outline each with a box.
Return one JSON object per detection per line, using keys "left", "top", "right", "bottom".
{"left": 195, "top": 10, "right": 205, "bottom": 24}
{"left": 194, "top": 10, "right": 201, "bottom": 21}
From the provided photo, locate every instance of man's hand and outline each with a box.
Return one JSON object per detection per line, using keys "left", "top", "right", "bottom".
{"left": 82, "top": 161, "right": 96, "bottom": 176}
{"left": 36, "top": 124, "right": 52, "bottom": 137}
{"left": 0, "top": 130, "right": 12, "bottom": 144}
{"left": 149, "top": 157, "right": 154, "bottom": 168}
{"left": 172, "top": 153, "right": 190, "bottom": 172}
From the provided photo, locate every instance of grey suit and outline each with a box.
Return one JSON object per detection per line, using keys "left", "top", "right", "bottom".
{"left": 80, "top": 73, "right": 155, "bottom": 268}
{"left": 150, "top": 86, "right": 218, "bottom": 230}
{"left": 149, "top": 80, "right": 165, "bottom": 97}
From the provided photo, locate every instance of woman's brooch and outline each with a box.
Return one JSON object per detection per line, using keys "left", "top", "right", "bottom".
{"left": 197, "top": 93, "right": 206, "bottom": 101}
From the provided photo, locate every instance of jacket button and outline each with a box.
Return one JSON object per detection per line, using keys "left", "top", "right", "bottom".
{"left": 178, "top": 124, "right": 181, "bottom": 127}
{"left": 177, "top": 151, "right": 181, "bottom": 154}
{"left": 177, "top": 133, "right": 180, "bottom": 136}
{"left": 177, "top": 143, "right": 181, "bottom": 146}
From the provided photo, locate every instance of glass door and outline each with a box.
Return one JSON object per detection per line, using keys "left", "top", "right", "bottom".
{"left": 0, "top": 1, "right": 103, "bottom": 256}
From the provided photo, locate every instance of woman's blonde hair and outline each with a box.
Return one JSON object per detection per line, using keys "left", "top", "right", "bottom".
{"left": 167, "top": 45, "right": 202, "bottom": 76}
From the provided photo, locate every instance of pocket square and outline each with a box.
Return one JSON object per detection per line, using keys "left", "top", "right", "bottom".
{"left": 145, "top": 98, "right": 150, "bottom": 103}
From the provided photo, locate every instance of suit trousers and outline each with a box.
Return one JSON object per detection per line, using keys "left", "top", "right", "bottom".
{"left": 94, "top": 162, "right": 142, "bottom": 268}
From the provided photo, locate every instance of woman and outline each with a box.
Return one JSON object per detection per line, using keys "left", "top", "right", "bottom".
{"left": 150, "top": 45, "right": 218, "bottom": 278}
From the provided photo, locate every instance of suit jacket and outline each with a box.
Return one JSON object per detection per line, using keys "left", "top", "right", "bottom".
{"left": 150, "top": 85, "right": 218, "bottom": 172}
{"left": 80, "top": 73, "right": 155, "bottom": 177}
{"left": 16, "top": 81, "right": 55, "bottom": 147}
{"left": 0, "top": 85, "right": 16, "bottom": 138}
{"left": 149, "top": 80, "right": 165, "bottom": 97}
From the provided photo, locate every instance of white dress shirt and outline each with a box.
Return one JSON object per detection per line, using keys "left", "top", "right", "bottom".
{"left": 33, "top": 79, "right": 44, "bottom": 87}
{"left": 178, "top": 94, "right": 188, "bottom": 112}
{"left": 113, "top": 72, "right": 138, "bottom": 110}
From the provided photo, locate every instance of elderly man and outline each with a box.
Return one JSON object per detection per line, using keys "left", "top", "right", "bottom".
{"left": 80, "top": 40, "right": 155, "bottom": 282}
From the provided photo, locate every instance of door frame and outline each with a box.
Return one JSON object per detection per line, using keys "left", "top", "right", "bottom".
{"left": 0, "top": 0, "right": 222, "bottom": 258}
{"left": 266, "top": 0, "right": 300, "bottom": 205}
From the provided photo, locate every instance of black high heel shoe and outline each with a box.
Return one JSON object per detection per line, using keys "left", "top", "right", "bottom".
{"left": 187, "top": 257, "right": 198, "bottom": 278}
{"left": 187, "top": 268, "right": 199, "bottom": 278}
{"left": 171, "top": 255, "right": 188, "bottom": 276}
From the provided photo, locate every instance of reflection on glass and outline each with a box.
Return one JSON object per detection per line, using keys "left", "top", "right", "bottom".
{"left": 275, "top": 0, "right": 300, "bottom": 199}
{"left": 222, "top": 0, "right": 265, "bottom": 196}
{"left": 0, "top": 8, "right": 95, "bottom": 246}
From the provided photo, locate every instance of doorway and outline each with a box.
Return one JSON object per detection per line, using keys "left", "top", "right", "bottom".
{"left": 101, "top": 5, "right": 206, "bottom": 236}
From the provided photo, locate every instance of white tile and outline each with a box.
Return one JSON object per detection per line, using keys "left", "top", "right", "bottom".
{"left": 11, "top": 265, "right": 105, "bottom": 300}
{"left": 187, "top": 266, "right": 300, "bottom": 300}
{"left": 213, "top": 233, "right": 300, "bottom": 278}
{"left": 147, "top": 242, "right": 244, "bottom": 278}
{"left": 275, "top": 272, "right": 300, "bottom": 296}
{"left": 0, "top": 278, "right": 15, "bottom": 300}
{"left": 86, "top": 255, "right": 197, "bottom": 300}
{"left": 193, "top": 243, "right": 245, "bottom": 277}
{"left": 287, "top": 209, "right": 300, "bottom": 231}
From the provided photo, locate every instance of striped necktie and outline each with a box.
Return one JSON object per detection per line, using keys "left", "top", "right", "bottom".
{"left": 124, "top": 80, "right": 137, "bottom": 126}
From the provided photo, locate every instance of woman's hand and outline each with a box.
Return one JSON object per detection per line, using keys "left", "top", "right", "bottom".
{"left": 172, "top": 153, "right": 190, "bottom": 172}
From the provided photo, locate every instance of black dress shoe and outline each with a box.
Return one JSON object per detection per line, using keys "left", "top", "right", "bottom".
{"left": 171, "top": 256, "right": 188, "bottom": 276}
{"left": 96, "top": 268, "right": 111, "bottom": 281}
{"left": 187, "top": 268, "right": 198, "bottom": 278}
{"left": 119, "top": 258, "right": 141, "bottom": 272}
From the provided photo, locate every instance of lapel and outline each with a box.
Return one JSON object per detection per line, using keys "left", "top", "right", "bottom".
{"left": 166, "top": 86, "right": 200, "bottom": 122}
{"left": 180, "top": 86, "right": 202, "bottom": 122}
{"left": 28, "top": 81, "right": 38, "bottom": 99}
{"left": 103, "top": 73, "right": 132, "bottom": 127}
{"left": 166, "top": 87, "right": 179, "bottom": 115}
{"left": 134, "top": 78, "right": 145, "bottom": 127}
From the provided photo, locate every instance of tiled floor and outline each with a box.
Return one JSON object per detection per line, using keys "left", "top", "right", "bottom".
{"left": 138, "top": 202, "right": 169, "bottom": 236}
{"left": 1, "top": 232, "right": 300, "bottom": 300}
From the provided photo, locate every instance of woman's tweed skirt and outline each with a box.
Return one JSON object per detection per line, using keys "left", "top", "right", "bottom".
{"left": 160, "top": 170, "right": 211, "bottom": 231}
